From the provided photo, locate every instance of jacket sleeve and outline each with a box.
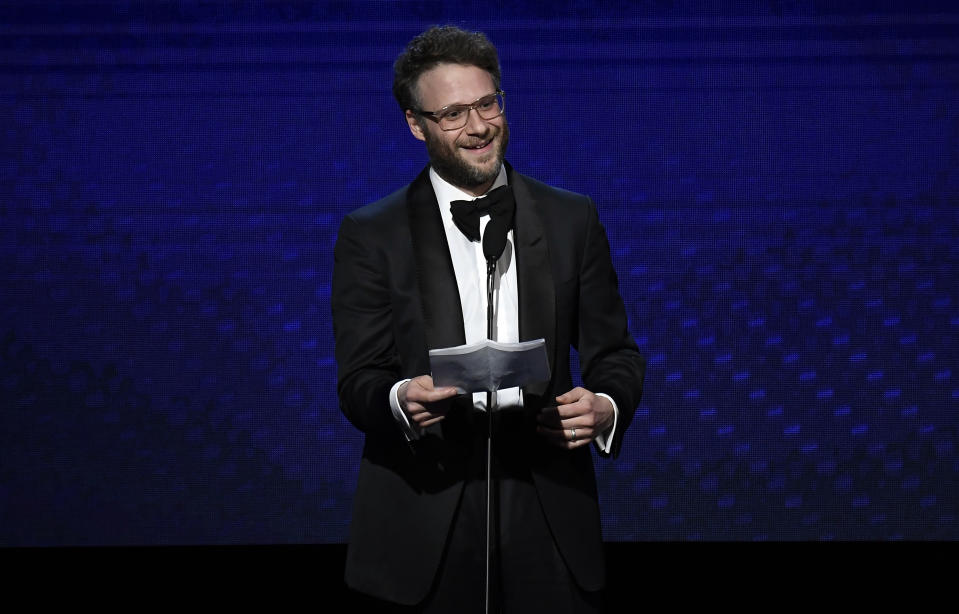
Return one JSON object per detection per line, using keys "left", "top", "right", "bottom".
{"left": 331, "top": 213, "right": 405, "bottom": 435}
{"left": 575, "top": 199, "right": 646, "bottom": 458}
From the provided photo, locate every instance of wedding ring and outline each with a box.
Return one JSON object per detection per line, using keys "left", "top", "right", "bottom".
{"left": 569, "top": 427, "right": 577, "bottom": 441}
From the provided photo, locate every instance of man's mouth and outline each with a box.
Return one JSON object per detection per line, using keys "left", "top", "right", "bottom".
{"left": 462, "top": 138, "right": 494, "bottom": 152}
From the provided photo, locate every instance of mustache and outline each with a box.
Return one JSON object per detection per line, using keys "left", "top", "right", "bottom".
{"left": 460, "top": 136, "right": 494, "bottom": 148}
{"left": 458, "top": 128, "right": 498, "bottom": 149}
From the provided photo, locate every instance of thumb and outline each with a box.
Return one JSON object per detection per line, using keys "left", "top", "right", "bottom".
{"left": 413, "top": 374, "right": 436, "bottom": 390}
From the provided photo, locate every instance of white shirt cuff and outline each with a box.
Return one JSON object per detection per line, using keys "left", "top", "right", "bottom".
{"left": 593, "top": 393, "right": 618, "bottom": 454}
{"left": 389, "top": 378, "right": 419, "bottom": 441}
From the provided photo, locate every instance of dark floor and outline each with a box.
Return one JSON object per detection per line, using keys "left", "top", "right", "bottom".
{"left": 5, "top": 541, "right": 921, "bottom": 610}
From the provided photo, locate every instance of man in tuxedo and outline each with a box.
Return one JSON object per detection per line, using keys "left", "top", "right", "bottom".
{"left": 332, "top": 26, "right": 645, "bottom": 612}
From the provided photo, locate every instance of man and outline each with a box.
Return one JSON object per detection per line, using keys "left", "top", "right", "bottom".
{"left": 332, "top": 25, "right": 645, "bottom": 612}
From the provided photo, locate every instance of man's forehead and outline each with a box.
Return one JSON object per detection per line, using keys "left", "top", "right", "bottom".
{"left": 415, "top": 63, "right": 495, "bottom": 107}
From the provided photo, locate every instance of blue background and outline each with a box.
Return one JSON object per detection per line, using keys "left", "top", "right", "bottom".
{"left": 1, "top": 1, "right": 957, "bottom": 545}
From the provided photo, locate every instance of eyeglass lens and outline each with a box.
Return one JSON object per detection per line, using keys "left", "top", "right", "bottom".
{"left": 437, "top": 93, "right": 504, "bottom": 129}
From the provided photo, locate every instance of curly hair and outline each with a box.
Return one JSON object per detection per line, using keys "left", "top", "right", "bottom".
{"left": 393, "top": 25, "right": 501, "bottom": 112}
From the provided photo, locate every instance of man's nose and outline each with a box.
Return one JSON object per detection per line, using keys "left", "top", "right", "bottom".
{"left": 464, "top": 106, "right": 489, "bottom": 134}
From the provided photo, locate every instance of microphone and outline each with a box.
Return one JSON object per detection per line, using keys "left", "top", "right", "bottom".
{"left": 482, "top": 215, "right": 510, "bottom": 265}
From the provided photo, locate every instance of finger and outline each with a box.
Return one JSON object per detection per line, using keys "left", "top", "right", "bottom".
{"left": 409, "top": 375, "right": 457, "bottom": 394}
{"left": 558, "top": 413, "right": 598, "bottom": 429}
{"left": 411, "top": 379, "right": 458, "bottom": 394}
{"left": 410, "top": 375, "right": 435, "bottom": 388}
{"left": 537, "top": 423, "right": 594, "bottom": 441}
{"left": 553, "top": 399, "right": 591, "bottom": 419}
{"left": 567, "top": 437, "right": 592, "bottom": 450}
{"left": 537, "top": 409, "right": 592, "bottom": 431}
{"left": 410, "top": 403, "right": 450, "bottom": 420}
{"left": 565, "top": 437, "right": 592, "bottom": 450}
{"left": 563, "top": 425, "right": 594, "bottom": 441}
{"left": 418, "top": 415, "right": 446, "bottom": 428}
{"left": 413, "top": 409, "right": 449, "bottom": 425}
{"left": 412, "top": 410, "right": 433, "bottom": 424}
{"left": 412, "top": 411, "right": 430, "bottom": 424}
{"left": 536, "top": 425, "right": 593, "bottom": 449}
{"left": 538, "top": 401, "right": 588, "bottom": 421}
{"left": 408, "top": 386, "right": 459, "bottom": 403}
{"left": 555, "top": 387, "right": 586, "bottom": 404}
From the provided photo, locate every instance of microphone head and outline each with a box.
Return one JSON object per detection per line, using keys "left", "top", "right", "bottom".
{"left": 483, "top": 217, "right": 510, "bottom": 262}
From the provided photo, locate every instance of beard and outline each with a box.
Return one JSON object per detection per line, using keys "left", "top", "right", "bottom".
{"left": 422, "top": 120, "right": 510, "bottom": 192}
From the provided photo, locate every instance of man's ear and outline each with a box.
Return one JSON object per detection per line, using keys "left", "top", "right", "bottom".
{"left": 405, "top": 110, "right": 426, "bottom": 142}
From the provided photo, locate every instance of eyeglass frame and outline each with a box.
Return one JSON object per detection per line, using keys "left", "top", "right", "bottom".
{"left": 412, "top": 90, "right": 506, "bottom": 131}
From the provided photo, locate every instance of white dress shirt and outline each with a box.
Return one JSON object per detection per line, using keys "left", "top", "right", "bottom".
{"left": 389, "top": 166, "right": 618, "bottom": 451}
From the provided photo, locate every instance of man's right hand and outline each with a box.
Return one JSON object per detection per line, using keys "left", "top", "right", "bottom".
{"left": 399, "top": 375, "right": 459, "bottom": 428}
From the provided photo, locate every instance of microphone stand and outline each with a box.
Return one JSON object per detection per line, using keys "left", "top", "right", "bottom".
{"left": 477, "top": 190, "right": 510, "bottom": 614}
{"left": 484, "top": 257, "right": 496, "bottom": 614}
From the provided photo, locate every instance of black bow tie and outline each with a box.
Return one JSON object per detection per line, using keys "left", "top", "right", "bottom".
{"left": 449, "top": 184, "right": 515, "bottom": 243}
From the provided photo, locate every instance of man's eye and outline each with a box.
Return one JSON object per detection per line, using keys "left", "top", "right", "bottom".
{"left": 443, "top": 109, "right": 463, "bottom": 121}
{"left": 478, "top": 100, "right": 495, "bottom": 110}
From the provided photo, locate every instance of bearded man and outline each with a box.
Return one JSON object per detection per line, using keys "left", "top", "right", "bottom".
{"left": 332, "top": 25, "right": 645, "bottom": 613}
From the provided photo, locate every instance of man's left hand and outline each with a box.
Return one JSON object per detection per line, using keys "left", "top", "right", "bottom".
{"left": 536, "top": 387, "right": 614, "bottom": 450}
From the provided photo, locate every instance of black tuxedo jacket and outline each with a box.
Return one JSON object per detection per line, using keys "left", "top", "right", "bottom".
{"left": 332, "top": 163, "right": 645, "bottom": 605}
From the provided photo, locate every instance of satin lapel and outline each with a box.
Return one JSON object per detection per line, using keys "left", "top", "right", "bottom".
{"left": 508, "top": 164, "right": 555, "bottom": 398}
{"left": 406, "top": 166, "right": 467, "bottom": 351}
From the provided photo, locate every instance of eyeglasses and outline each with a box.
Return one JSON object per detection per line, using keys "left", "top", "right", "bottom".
{"left": 414, "top": 91, "right": 506, "bottom": 131}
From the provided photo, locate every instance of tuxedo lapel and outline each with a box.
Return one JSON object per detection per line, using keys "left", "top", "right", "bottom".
{"left": 508, "top": 164, "right": 556, "bottom": 398}
{"left": 406, "top": 166, "right": 467, "bottom": 352}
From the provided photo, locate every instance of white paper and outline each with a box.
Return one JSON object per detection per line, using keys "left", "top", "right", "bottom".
{"left": 429, "top": 338, "right": 550, "bottom": 395}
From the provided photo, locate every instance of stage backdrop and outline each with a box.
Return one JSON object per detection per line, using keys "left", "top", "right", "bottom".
{"left": 2, "top": 1, "right": 957, "bottom": 544}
